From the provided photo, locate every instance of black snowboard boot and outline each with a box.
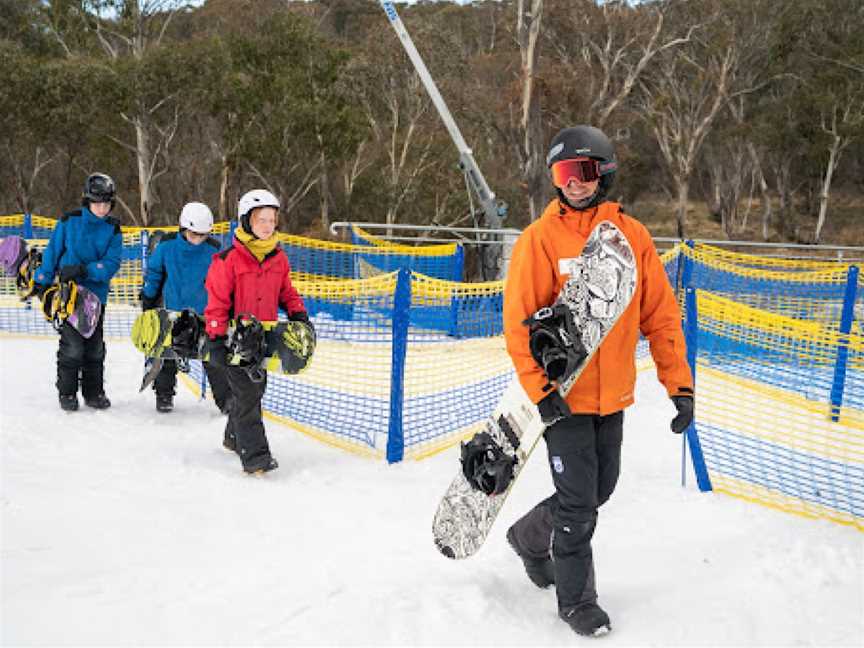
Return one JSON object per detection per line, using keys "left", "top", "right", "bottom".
{"left": 59, "top": 394, "right": 79, "bottom": 412}
{"left": 559, "top": 602, "right": 611, "bottom": 637}
{"left": 84, "top": 393, "right": 111, "bottom": 410}
{"left": 506, "top": 526, "right": 555, "bottom": 589}
{"left": 156, "top": 394, "right": 173, "bottom": 413}
{"left": 243, "top": 453, "right": 279, "bottom": 475}
{"left": 223, "top": 430, "right": 237, "bottom": 453}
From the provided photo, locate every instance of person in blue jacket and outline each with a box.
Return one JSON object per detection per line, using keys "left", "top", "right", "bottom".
{"left": 33, "top": 173, "right": 123, "bottom": 412}
{"left": 140, "top": 202, "right": 231, "bottom": 414}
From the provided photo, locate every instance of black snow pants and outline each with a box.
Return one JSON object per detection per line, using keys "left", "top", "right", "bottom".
{"left": 56, "top": 305, "right": 106, "bottom": 399}
{"left": 507, "top": 411, "right": 624, "bottom": 611}
{"left": 224, "top": 366, "right": 271, "bottom": 468}
{"left": 154, "top": 358, "right": 231, "bottom": 408}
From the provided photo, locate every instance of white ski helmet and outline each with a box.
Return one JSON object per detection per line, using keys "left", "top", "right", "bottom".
{"left": 238, "top": 189, "right": 280, "bottom": 220}
{"left": 237, "top": 189, "right": 280, "bottom": 236}
{"left": 179, "top": 202, "right": 214, "bottom": 234}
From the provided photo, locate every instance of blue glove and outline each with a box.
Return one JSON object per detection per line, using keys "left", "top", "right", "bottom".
{"left": 670, "top": 389, "right": 694, "bottom": 434}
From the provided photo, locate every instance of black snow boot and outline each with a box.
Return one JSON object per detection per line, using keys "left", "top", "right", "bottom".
{"left": 84, "top": 393, "right": 111, "bottom": 410}
{"left": 243, "top": 453, "right": 279, "bottom": 475}
{"left": 156, "top": 394, "right": 173, "bottom": 413}
{"left": 559, "top": 602, "right": 611, "bottom": 637}
{"left": 223, "top": 429, "right": 237, "bottom": 453}
{"left": 506, "top": 526, "right": 555, "bottom": 589}
{"left": 59, "top": 394, "right": 79, "bottom": 412}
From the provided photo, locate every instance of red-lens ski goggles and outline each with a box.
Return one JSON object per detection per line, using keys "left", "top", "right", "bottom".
{"left": 550, "top": 158, "right": 601, "bottom": 187}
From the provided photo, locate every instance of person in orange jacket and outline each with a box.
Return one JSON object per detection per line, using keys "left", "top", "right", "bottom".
{"left": 502, "top": 125, "right": 694, "bottom": 637}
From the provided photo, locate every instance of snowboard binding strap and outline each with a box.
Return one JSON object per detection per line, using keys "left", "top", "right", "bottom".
{"left": 228, "top": 315, "right": 268, "bottom": 383}
{"left": 460, "top": 432, "right": 517, "bottom": 496}
{"left": 17, "top": 249, "right": 43, "bottom": 300}
{"left": 41, "top": 280, "right": 78, "bottom": 332}
{"left": 170, "top": 309, "right": 205, "bottom": 359}
{"left": 523, "top": 302, "right": 588, "bottom": 386}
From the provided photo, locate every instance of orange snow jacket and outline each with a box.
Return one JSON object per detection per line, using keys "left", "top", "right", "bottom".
{"left": 503, "top": 199, "right": 693, "bottom": 415}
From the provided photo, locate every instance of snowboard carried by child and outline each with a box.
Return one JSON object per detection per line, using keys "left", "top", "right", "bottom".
{"left": 0, "top": 234, "right": 102, "bottom": 338}
{"left": 131, "top": 307, "right": 207, "bottom": 391}
{"left": 131, "top": 308, "right": 316, "bottom": 391}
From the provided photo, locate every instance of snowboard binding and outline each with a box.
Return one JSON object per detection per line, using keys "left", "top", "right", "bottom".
{"left": 523, "top": 303, "right": 587, "bottom": 385}
{"left": 41, "top": 280, "right": 79, "bottom": 332}
{"left": 170, "top": 309, "right": 205, "bottom": 359}
{"left": 228, "top": 315, "right": 268, "bottom": 382}
{"left": 460, "top": 432, "right": 517, "bottom": 496}
{"left": 16, "top": 248, "right": 43, "bottom": 300}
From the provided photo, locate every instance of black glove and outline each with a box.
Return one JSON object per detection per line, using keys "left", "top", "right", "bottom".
{"left": 537, "top": 391, "right": 571, "bottom": 427}
{"left": 32, "top": 282, "right": 50, "bottom": 300}
{"left": 288, "top": 310, "right": 309, "bottom": 323}
{"left": 207, "top": 336, "right": 228, "bottom": 367}
{"left": 670, "top": 389, "right": 694, "bottom": 434}
{"left": 59, "top": 264, "right": 87, "bottom": 283}
{"left": 139, "top": 291, "right": 160, "bottom": 311}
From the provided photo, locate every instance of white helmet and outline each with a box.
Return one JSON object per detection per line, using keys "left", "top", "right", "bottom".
{"left": 179, "top": 202, "right": 214, "bottom": 234}
{"left": 237, "top": 189, "right": 280, "bottom": 220}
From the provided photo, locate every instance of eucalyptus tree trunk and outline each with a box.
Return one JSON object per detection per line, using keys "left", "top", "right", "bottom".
{"left": 516, "top": 0, "right": 545, "bottom": 221}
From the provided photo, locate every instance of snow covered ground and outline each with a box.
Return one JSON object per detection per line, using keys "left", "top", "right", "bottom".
{"left": 1, "top": 336, "right": 862, "bottom": 646}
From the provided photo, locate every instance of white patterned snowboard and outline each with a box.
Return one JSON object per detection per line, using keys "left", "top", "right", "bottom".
{"left": 432, "top": 220, "right": 637, "bottom": 559}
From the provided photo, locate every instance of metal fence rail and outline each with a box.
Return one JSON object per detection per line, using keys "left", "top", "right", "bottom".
{"left": 331, "top": 222, "right": 864, "bottom": 264}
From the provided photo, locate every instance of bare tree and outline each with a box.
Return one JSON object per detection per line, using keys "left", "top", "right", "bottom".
{"left": 89, "top": 0, "right": 186, "bottom": 225}
{"left": 547, "top": 0, "right": 695, "bottom": 130}
{"left": 814, "top": 99, "right": 864, "bottom": 242}
{"left": 515, "top": 0, "right": 545, "bottom": 221}
{"left": 355, "top": 43, "right": 437, "bottom": 233}
{"left": 637, "top": 14, "right": 736, "bottom": 238}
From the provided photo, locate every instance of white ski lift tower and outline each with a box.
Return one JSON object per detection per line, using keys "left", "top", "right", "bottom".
{"left": 380, "top": 1, "right": 507, "bottom": 280}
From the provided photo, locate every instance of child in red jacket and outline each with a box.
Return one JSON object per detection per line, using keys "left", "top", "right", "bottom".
{"left": 204, "top": 189, "right": 309, "bottom": 474}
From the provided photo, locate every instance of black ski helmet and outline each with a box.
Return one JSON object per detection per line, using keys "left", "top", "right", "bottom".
{"left": 546, "top": 126, "right": 617, "bottom": 209}
{"left": 82, "top": 173, "right": 116, "bottom": 209}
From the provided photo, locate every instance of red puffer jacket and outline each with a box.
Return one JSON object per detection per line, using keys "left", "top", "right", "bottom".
{"left": 204, "top": 239, "right": 306, "bottom": 338}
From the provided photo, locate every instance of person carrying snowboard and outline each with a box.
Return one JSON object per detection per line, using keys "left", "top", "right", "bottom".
{"left": 203, "top": 189, "right": 309, "bottom": 474}
{"left": 502, "top": 126, "right": 694, "bottom": 637}
{"left": 32, "top": 172, "right": 123, "bottom": 412}
{"left": 140, "top": 202, "right": 231, "bottom": 414}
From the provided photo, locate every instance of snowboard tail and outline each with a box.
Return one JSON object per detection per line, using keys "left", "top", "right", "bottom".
{"left": 432, "top": 220, "right": 637, "bottom": 559}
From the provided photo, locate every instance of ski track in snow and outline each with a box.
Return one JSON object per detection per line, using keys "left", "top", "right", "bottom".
{"left": 1, "top": 337, "right": 862, "bottom": 646}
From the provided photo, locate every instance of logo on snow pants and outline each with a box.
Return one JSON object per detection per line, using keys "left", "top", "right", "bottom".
{"left": 552, "top": 455, "right": 564, "bottom": 474}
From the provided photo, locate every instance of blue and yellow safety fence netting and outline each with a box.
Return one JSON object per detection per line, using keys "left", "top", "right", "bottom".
{"left": 2, "top": 216, "right": 862, "bottom": 532}
{"left": 688, "top": 290, "right": 863, "bottom": 531}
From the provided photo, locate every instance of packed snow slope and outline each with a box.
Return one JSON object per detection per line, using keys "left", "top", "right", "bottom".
{"left": 2, "top": 337, "right": 862, "bottom": 646}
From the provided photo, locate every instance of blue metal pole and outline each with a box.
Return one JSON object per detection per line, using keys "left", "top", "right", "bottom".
{"left": 829, "top": 265, "right": 859, "bottom": 422}
{"left": 684, "top": 287, "right": 712, "bottom": 492}
{"left": 386, "top": 268, "right": 411, "bottom": 463}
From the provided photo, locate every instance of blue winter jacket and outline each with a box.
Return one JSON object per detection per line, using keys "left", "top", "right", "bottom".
{"left": 142, "top": 232, "right": 220, "bottom": 314}
{"left": 34, "top": 207, "right": 123, "bottom": 303}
